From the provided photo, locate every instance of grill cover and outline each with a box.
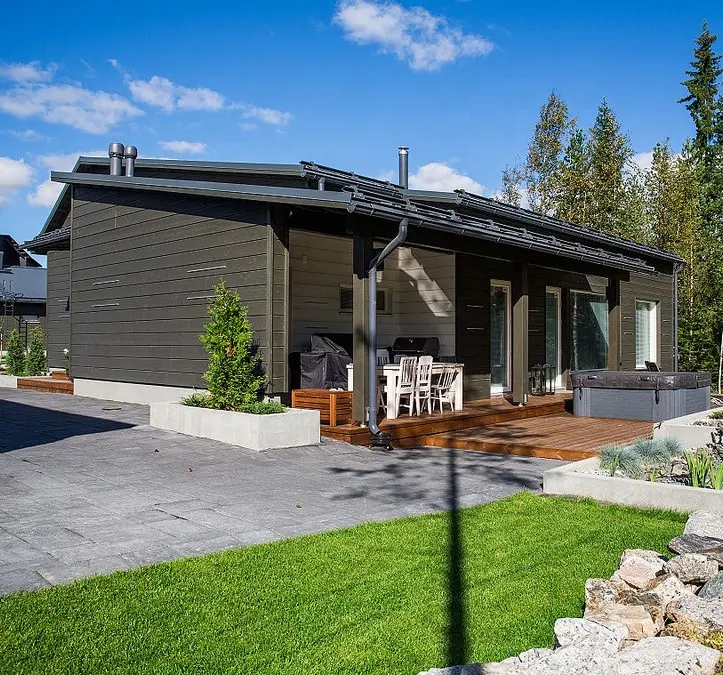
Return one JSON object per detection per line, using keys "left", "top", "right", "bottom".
{"left": 299, "top": 335, "right": 352, "bottom": 389}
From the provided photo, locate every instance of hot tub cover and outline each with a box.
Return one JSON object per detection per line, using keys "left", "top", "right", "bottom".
{"left": 571, "top": 371, "right": 711, "bottom": 390}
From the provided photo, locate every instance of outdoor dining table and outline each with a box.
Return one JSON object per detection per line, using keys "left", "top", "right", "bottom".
{"left": 346, "top": 362, "right": 464, "bottom": 420}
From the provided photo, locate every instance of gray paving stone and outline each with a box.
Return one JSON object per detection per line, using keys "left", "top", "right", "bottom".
{"left": 0, "top": 387, "right": 563, "bottom": 595}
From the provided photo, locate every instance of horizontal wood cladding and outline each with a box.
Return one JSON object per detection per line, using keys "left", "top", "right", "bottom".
{"left": 620, "top": 272, "right": 674, "bottom": 371}
{"left": 46, "top": 250, "right": 70, "bottom": 368}
{"left": 70, "top": 187, "right": 289, "bottom": 390}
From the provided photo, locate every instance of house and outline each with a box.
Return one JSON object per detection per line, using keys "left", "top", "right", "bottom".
{"left": 24, "top": 145, "right": 682, "bottom": 428}
{"left": 0, "top": 235, "right": 46, "bottom": 350}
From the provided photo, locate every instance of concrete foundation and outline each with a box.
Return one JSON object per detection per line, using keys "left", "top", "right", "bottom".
{"left": 74, "top": 378, "right": 203, "bottom": 405}
{"left": 543, "top": 457, "right": 723, "bottom": 512}
{"left": 150, "top": 402, "right": 320, "bottom": 451}
{"left": 653, "top": 409, "right": 720, "bottom": 449}
{"left": 0, "top": 376, "right": 17, "bottom": 388}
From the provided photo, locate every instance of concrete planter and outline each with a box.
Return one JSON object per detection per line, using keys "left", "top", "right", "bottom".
{"left": 543, "top": 457, "right": 723, "bottom": 512}
{"left": 653, "top": 410, "right": 719, "bottom": 449}
{"left": 149, "top": 402, "right": 320, "bottom": 451}
{"left": 0, "top": 375, "right": 18, "bottom": 388}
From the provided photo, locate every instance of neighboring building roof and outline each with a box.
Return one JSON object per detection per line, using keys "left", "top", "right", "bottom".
{"left": 0, "top": 266, "right": 47, "bottom": 302}
{"left": 0, "top": 235, "right": 41, "bottom": 268}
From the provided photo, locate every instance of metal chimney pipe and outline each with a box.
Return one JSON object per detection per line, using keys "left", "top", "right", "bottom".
{"left": 398, "top": 146, "right": 409, "bottom": 188}
{"left": 124, "top": 145, "right": 138, "bottom": 177}
{"left": 109, "top": 143, "right": 124, "bottom": 176}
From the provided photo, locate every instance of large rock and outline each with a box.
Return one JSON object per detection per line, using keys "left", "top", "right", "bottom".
{"left": 609, "top": 636, "right": 720, "bottom": 674}
{"left": 685, "top": 511, "right": 723, "bottom": 541}
{"left": 611, "top": 549, "right": 667, "bottom": 589}
{"left": 668, "top": 595, "right": 723, "bottom": 634}
{"left": 669, "top": 534, "right": 723, "bottom": 565}
{"left": 553, "top": 617, "right": 626, "bottom": 648}
{"left": 700, "top": 571, "right": 723, "bottom": 599}
{"left": 417, "top": 666, "right": 487, "bottom": 675}
{"left": 585, "top": 578, "right": 625, "bottom": 613}
{"left": 665, "top": 554, "right": 719, "bottom": 584}
{"left": 584, "top": 602, "right": 658, "bottom": 640}
{"left": 645, "top": 573, "right": 692, "bottom": 609}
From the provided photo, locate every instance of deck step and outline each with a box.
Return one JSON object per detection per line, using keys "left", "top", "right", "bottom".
{"left": 17, "top": 377, "right": 74, "bottom": 395}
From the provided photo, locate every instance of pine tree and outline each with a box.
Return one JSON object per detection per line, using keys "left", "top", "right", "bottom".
{"left": 524, "top": 92, "right": 573, "bottom": 214}
{"left": 24, "top": 326, "right": 47, "bottom": 376}
{"left": 200, "top": 281, "right": 265, "bottom": 411}
{"left": 556, "top": 127, "right": 591, "bottom": 225}
{"left": 5, "top": 329, "right": 25, "bottom": 376}
{"left": 587, "top": 100, "right": 635, "bottom": 238}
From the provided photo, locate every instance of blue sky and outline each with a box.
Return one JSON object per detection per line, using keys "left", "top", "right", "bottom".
{"left": 0, "top": 0, "right": 721, "bottom": 250}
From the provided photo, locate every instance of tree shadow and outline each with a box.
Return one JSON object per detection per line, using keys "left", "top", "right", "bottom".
{"left": 0, "top": 398, "right": 136, "bottom": 452}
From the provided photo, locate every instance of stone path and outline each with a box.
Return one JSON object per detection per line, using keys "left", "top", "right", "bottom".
{"left": 0, "top": 389, "right": 563, "bottom": 595}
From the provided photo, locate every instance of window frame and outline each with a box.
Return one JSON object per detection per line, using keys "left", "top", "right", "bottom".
{"left": 635, "top": 299, "right": 659, "bottom": 369}
{"left": 339, "top": 284, "right": 392, "bottom": 315}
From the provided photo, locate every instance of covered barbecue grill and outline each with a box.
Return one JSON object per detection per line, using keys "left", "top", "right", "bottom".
{"left": 389, "top": 336, "right": 440, "bottom": 362}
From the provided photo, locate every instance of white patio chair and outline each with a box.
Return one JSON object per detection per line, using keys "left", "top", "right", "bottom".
{"left": 415, "top": 355, "right": 434, "bottom": 416}
{"left": 376, "top": 350, "right": 390, "bottom": 411}
{"left": 376, "top": 349, "right": 390, "bottom": 365}
{"left": 395, "top": 356, "right": 418, "bottom": 417}
{"left": 432, "top": 366, "right": 457, "bottom": 413}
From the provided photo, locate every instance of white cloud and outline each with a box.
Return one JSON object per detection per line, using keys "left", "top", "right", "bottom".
{"left": 239, "top": 122, "right": 258, "bottom": 132}
{"left": 159, "top": 140, "right": 207, "bottom": 155}
{"left": 0, "top": 157, "right": 34, "bottom": 207}
{"left": 127, "top": 75, "right": 225, "bottom": 112}
{"left": 0, "top": 83, "right": 143, "bottom": 134}
{"left": 0, "top": 61, "right": 56, "bottom": 83}
{"left": 333, "top": 0, "right": 494, "bottom": 71}
{"left": 7, "top": 129, "right": 45, "bottom": 141}
{"left": 27, "top": 149, "right": 104, "bottom": 207}
{"left": 238, "top": 103, "right": 293, "bottom": 126}
{"left": 408, "top": 162, "right": 483, "bottom": 193}
{"left": 632, "top": 151, "right": 654, "bottom": 172}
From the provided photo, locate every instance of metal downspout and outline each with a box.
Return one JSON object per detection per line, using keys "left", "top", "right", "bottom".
{"left": 368, "top": 218, "right": 409, "bottom": 449}
{"left": 673, "top": 263, "right": 680, "bottom": 372}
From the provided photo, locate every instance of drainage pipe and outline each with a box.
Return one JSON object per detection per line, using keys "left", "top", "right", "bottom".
{"left": 368, "top": 218, "right": 409, "bottom": 448}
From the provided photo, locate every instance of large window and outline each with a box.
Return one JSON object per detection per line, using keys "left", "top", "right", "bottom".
{"left": 635, "top": 300, "right": 658, "bottom": 369}
{"left": 490, "top": 280, "right": 511, "bottom": 392}
{"left": 571, "top": 291, "right": 608, "bottom": 371}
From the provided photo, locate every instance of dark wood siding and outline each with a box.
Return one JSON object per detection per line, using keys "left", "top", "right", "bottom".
{"left": 70, "top": 186, "right": 289, "bottom": 392}
{"left": 620, "top": 272, "right": 674, "bottom": 371}
{"left": 47, "top": 250, "right": 70, "bottom": 368}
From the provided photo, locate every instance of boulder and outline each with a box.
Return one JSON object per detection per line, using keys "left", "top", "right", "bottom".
{"left": 585, "top": 578, "right": 624, "bottom": 613}
{"left": 553, "top": 617, "right": 627, "bottom": 649}
{"left": 685, "top": 511, "right": 723, "bottom": 541}
{"left": 665, "top": 554, "right": 718, "bottom": 584}
{"left": 611, "top": 549, "right": 667, "bottom": 589}
{"left": 645, "top": 573, "right": 692, "bottom": 609}
{"left": 609, "top": 636, "right": 720, "bottom": 674}
{"left": 668, "top": 595, "right": 723, "bottom": 634}
{"left": 669, "top": 534, "right": 723, "bottom": 565}
{"left": 417, "top": 666, "right": 487, "bottom": 675}
{"left": 700, "top": 571, "right": 723, "bottom": 599}
{"left": 583, "top": 602, "right": 658, "bottom": 640}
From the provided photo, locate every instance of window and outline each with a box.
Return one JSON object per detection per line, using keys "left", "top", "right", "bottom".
{"left": 571, "top": 291, "right": 608, "bottom": 371}
{"left": 490, "top": 280, "right": 511, "bottom": 392}
{"left": 339, "top": 285, "right": 390, "bottom": 314}
{"left": 635, "top": 300, "right": 658, "bottom": 369}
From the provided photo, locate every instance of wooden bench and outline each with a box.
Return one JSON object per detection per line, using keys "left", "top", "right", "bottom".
{"left": 291, "top": 389, "right": 353, "bottom": 427}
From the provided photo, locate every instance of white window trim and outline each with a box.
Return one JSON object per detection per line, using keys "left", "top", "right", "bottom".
{"left": 635, "top": 299, "right": 658, "bottom": 369}
{"left": 339, "top": 284, "right": 392, "bottom": 315}
{"left": 491, "top": 279, "right": 512, "bottom": 394}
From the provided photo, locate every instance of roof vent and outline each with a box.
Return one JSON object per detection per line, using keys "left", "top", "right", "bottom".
{"left": 398, "top": 146, "right": 409, "bottom": 189}
{"left": 124, "top": 145, "right": 138, "bottom": 177}
{"left": 109, "top": 143, "right": 124, "bottom": 176}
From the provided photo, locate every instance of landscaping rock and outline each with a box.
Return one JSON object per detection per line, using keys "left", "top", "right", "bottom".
{"left": 665, "top": 554, "right": 719, "bottom": 584}
{"left": 685, "top": 511, "right": 723, "bottom": 541}
{"left": 609, "top": 635, "right": 720, "bottom": 674}
{"left": 417, "top": 665, "right": 487, "bottom": 675}
{"left": 553, "top": 617, "right": 627, "bottom": 649}
{"left": 611, "top": 549, "right": 667, "bottom": 589}
{"left": 645, "top": 573, "right": 691, "bottom": 609}
{"left": 584, "top": 602, "right": 658, "bottom": 640}
{"left": 669, "top": 534, "right": 723, "bottom": 565}
{"left": 668, "top": 595, "right": 723, "bottom": 634}
{"left": 585, "top": 578, "right": 624, "bottom": 613}
{"left": 700, "top": 571, "right": 723, "bottom": 599}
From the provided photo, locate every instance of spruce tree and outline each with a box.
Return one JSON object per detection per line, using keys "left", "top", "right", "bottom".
{"left": 24, "top": 327, "right": 47, "bottom": 376}
{"left": 556, "top": 127, "right": 591, "bottom": 225}
{"left": 5, "top": 329, "right": 25, "bottom": 376}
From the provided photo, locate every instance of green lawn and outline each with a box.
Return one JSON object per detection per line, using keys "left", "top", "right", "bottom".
{"left": 0, "top": 494, "right": 685, "bottom": 675}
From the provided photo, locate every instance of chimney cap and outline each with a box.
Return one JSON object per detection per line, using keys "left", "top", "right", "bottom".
{"left": 108, "top": 142, "right": 125, "bottom": 157}
{"left": 124, "top": 145, "right": 138, "bottom": 159}
{"left": 398, "top": 146, "right": 409, "bottom": 154}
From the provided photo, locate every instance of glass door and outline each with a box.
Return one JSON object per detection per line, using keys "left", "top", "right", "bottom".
{"left": 490, "top": 280, "right": 511, "bottom": 393}
{"left": 545, "top": 287, "right": 562, "bottom": 387}
{"left": 570, "top": 291, "right": 609, "bottom": 371}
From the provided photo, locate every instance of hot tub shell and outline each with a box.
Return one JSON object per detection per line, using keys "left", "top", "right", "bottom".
{"left": 571, "top": 371, "right": 710, "bottom": 422}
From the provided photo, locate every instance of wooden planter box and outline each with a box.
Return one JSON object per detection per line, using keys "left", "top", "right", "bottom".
{"left": 291, "top": 389, "right": 353, "bottom": 427}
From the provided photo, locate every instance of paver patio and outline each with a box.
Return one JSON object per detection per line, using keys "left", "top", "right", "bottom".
{"left": 0, "top": 389, "right": 563, "bottom": 595}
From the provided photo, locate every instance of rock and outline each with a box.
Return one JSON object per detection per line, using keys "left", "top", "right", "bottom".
{"left": 670, "top": 534, "right": 723, "bottom": 565}
{"left": 499, "top": 648, "right": 553, "bottom": 667}
{"left": 585, "top": 578, "right": 624, "bottom": 613}
{"left": 665, "top": 554, "right": 719, "bottom": 584}
{"left": 553, "top": 617, "right": 626, "bottom": 648}
{"left": 685, "top": 511, "right": 723, "bottom": 541}
{"left": 610, "top": 635, "right": 720, "bottom": 674}
{"left": 700, "top": 571, "right": 723, "bottom": 599}
{"left": 645, "top": 573, "right": 692, "bottom": 609}
{"left": 417, "top": 666, "right": 487, "bottom": 675}
{"left": 584, "top": 602, "right": 658, "bottom": 640}
{"left": 611, "top": 549, "right": 667, "bottom": 589}
{"left": 668, "top": 595, "right": 723, "bottom": 634}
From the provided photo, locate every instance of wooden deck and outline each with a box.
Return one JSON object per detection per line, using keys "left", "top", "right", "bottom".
{"left": 17, "top": 375, "right": 74, "bottom": 395}
{"left": 425, "top": 413, "right": 653, "bottom": 461}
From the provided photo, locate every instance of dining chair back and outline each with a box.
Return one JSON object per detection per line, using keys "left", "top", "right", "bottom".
{"left": 433, "top": 366, "right": 457, "bottom": 413}
{"left": 376, "top": 349, "right": 390, "bottom": 365}
{"left": 415, "top": 355, "right": 434, "bottom": 415}
{"left": 396, "top": 356, "right": 418, "bottom": 416}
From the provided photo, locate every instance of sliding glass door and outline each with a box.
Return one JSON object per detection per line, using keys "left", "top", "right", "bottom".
{"left": 545, "top": 287, "right": 562, "bottom": 386}
{"left": 570, "top": 291, "right": 609, "bottom": 371}
{"left": 490, "top": 281, "right": 511, "bottom": 393}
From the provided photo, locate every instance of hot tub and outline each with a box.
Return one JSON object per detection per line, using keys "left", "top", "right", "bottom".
{"left": 571, "top": 371, "right": 710, "bottom": 422}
